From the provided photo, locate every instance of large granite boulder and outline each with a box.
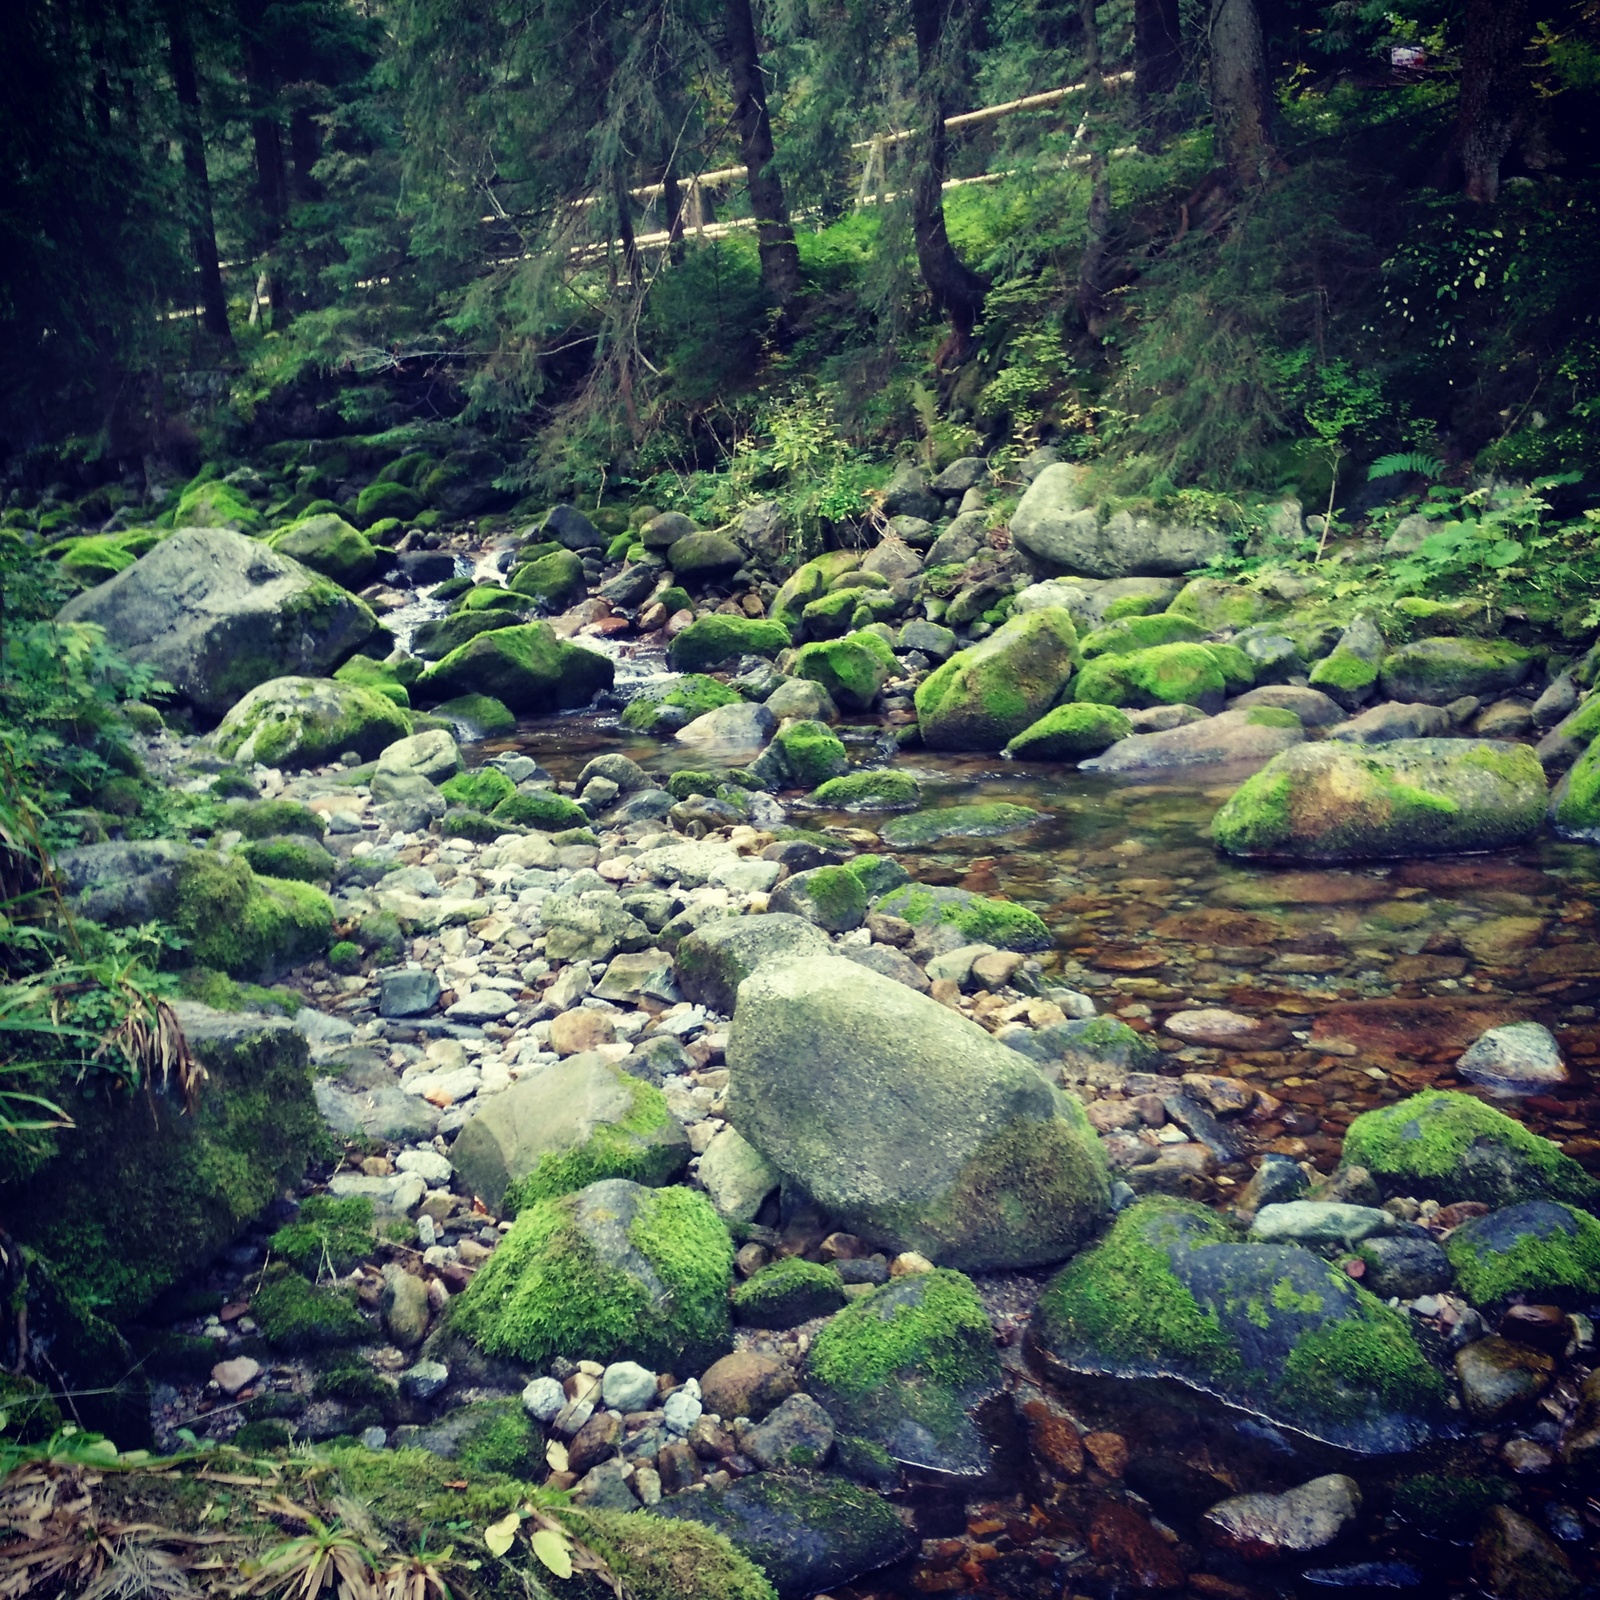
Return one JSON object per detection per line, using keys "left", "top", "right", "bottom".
{"left": 915, "top": 608, "right": 1079, "bottom": 751}
{"left": 1010, "top": 464, "right": 1227, "bottom": 576}
{"left": 1211, "top": 739, "right": 1546, "bottom": 862}
{"left": 449, "top": 1054, "right": 689, "bottom": 1215}
{"left": 58, "top": 527, "right": 376, "bottom": 715}
{"left": 1032, "top": 1197, "right": 1449, "bottom": 1453}
{"left": 725, "top": 956, "right": 1110, "bottom": 1269}
{"left": 211, "top": 676, "right": 411, "bottom": 768}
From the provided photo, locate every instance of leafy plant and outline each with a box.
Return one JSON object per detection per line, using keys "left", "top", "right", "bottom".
{"left": 1368, "top": 452, "right": 1444, "bottom": 482}
{"left": 240, "top": 1511, "right": 382, "bottom": 1600}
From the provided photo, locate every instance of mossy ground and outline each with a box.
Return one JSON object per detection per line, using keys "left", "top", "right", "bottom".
{"left": 333, "top": 653, "right": 410, "bottom": 707}
{"left": 269, "top": 1195, "right": 377, "bottom": 1276}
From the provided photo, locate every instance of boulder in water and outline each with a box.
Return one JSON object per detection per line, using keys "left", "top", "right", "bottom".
{"left": 211, "top": 676, "right": 411, "bottom": 768}
{"left": 417, "top": 622, "right": 613, "bottom": 713}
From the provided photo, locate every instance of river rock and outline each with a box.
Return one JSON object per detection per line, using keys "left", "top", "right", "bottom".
{"left": 268, "top": 513, "right": 378, "bottom": 588}
{"left": 210, "top": 675, "right": 411, "bottom": 768}
{"left": 1357, "top": 1235, "right": 1453, "bottom": 1299}
{"left": 1033, "top": 1197, "right": 1448, "bottom": 1452}
{"left": 673, "top": 913, "right": 831, "bottom": 1013}
{"left": 58, "top": 527, "right": 377, "bottom": 715}
{"left": 417, "top": 622, "right": 613, "bottom": 713}
{"left": 377, "top": 728, "right": 463, "bottom": 781}
{"left": 653, "top": 1471, "right": 915, "bottom": 1599}
{"left": 1211, "top": 739, "right": 1547, "bottom": 861}
{"left": 697, "top": 1127, "right": 780, "bottom": 1223}
{"left": 882, "top": 462, "right": 941, "bottom": 522}
{"left": 1444, "top": 1201, "right": 1600, "bottom": 1307}
{"left": 1472, "top": 1506, "right": 1580, "bottom": 1600}
{"left": 1458, "top": 1022, "right": 1568, "bottom": 1092}
{"left": 1456, "top": 1335, "right": 1553, "bottom": 1421}
{"left": 1249, "top": 1201, "right": 1394, "bottom": 1245}
{"left": 1380, "top": 638, "right": 1534, "bottom": 706}
{"left": 1082, "top": 707, "right": 1303, "bottom": 775}
{"left": 449, "top": 1053, "right": 688, "bottom": 1214}
{"left": 914, "top": 608, "right": 1079, "bottom": 751}
{"left": 379, "top": 968, "right": 440, "bottom": 1017}
{"left": 790, "top": 631, "right": 897, "bottom": 711}
{"left": 725, "top": 955, "right": 1110, "bottom": 1269}
{"left": 1326, "top": 701, "right": 1453, "bottom": 743}
{"left": 1010, "top": 463, "right": 1226, "bottom": 575}
{"left": 740, "top": 1392, "right": 835, "bottom": 1470}
{"left": 700, "top": 1351, "right": 797, "bottom": 1422}
{"left": 56, "top": 838, "right": 189, "bottom": 925}
{"left": 1004, "top": 702, "right": 1131, "bottom": 760}
{"left": 1203, "top": 1474, "right": 1361, "bottom": 1559}
{"left": 1231, "top": 684, "right": 1346, "bottom": 727}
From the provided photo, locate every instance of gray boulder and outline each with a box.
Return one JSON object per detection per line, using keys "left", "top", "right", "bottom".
{"left": 542, "top": 504, "right": 603, "bottom": 550}
{"left": 1230, "top": 685, "right": 1346, "bottom": 727}
{"left": 924, "top": 512, "right": 988, "bottom": 567}
{"left": 57, "top": 839, "right": 188, "bottom": 925}
{"left": 674, "top": 699, "right": 776, "bottom": 755}
{"left": 58, "top": 528, "right": 376, "bottom": 715}
{"left": 1010, "top": 464, "right": 1226, "bottom": 577}
{"left": 1323, "top": 700, "right": 1452, "bottom": 743}
{"left": 734, "top": 501, "right": 794, "bottom": 566}
{"left": 882, "top": 463, "right": 942, "bottom": 522}
{"left": 1080, "top": 707, "right": 1303, "bottom": 775}
{"left": 726, "top": 956, "right": 1111, "bottom": 1269}
{"left": 673, "top": 914, "right": 831, "bottom": 1013}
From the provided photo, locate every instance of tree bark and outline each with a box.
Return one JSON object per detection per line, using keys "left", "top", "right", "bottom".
{"left": 236, "top": 0, "right": 286, "bottom": 308}
{"left": 722, "top": 0, "right": 801, "bottom": 307}
{"left": 1077, "top": 148, "right": 1111, "bottom": 336}
{"left": 1135, "top": 0, "right": 1183, "bottom": 99}
{"left": 289, "top": 104, "right": 323, "bottom": 202}
{"left": 1207, "top": 0, "right": 1274, "bottom": 189}
{"left": 1079, "top": 0, "right": 1099, "bottom": 74}
{"left": 1451, "top": 0, "right": 1532, "bottom": 202}
{"left": 909, "top": 0, "right": 988, "bottom": 352}
{"left": 164, "top": 0, "right": 232, "bottom": 345}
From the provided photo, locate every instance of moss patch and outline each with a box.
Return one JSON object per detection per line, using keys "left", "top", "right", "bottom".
{"left": 269, "top": 1196, "right": 377, "bottom": 1277}
{"left": 440, "top": 767, "right": 518, "bottom": 811}
{"left": 810, "top": 769, "right": 921, "bottom": 810}
{"left": 252, "top": 1265, "right": 368, "bottom": 1351}
{"left": 1443, "top": 1201, "right": 1600, "bottom": 1305}
{"left": 173, "top": 854, "right": 334, "bottom": 979}
{"left": 1004, "top": 702, "right": 1132, "bottom": 760}
{"left": 1078, "top": 612, "right": 1206, "bottom": 657}
{"left": 771, "top": 719, "right": 848, "bottom": 786}
{"left": 218, "top": 800, "right": 326, "bottom": 839}
{"left": 669, "top": 616, "right": 792, "bottom": 672}
{"left": 238, "top": 834, "right": 336, "bottom": 883}
{"left": 874, "top": 883, "right": 1051, "bottom": 951}
{"left": 492, "top": 789, "right": 587, "bottom": 830}
{"left": 791, "top": 630, "right": 898, "bottom": 712}
{"left": 732, "top": 1257, "right": 847, "bottom": 1326}
{"left": 1072, "top": 641, "right": 1227, "bottom": 710}
{"left": 621, "top": 675, "right": 741, "bottom": 734}
{"left": 880, "top": 804, "right": 1041, "bottom": 849}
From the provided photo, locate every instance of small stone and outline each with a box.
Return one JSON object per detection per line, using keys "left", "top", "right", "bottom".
{"left": 523, "top": 1376, "right": 567, "bottom": 1422}
{"left": 398, "top": 1360, "right": 449, "bottom": 1402}
{"left": 1203, "top": 1474, "right": 1362, "bottom": 1560}
{"left": 1501, "top": 1437, "right": 1555, "bottom": 1475}
{"left": 396, "top": 1148, "right": 453, "bottom": 1186}
{"left": 700, "top": 1351, "right": 797, "bottom": 1423}
{"left": 211, "top": 1356, "right": 261, "bottom": 1397}
{"left": 1458, "top": 1021, "right": 1569, "bottom": 1092}
{"left": 1249, "top": 1201, "right": 1394, "bottom": 1245}
{"left": 380, "top": 1266, "right": 431, "bottom": 1348}
{"left": 549, "top": 1007, "right": 618, "bottom": 1055}
{"left": 633, "top": 1464, "right": 662, "bottom": 1506}
{"left": 663, "top": 1383, "right": 703, "bottom": 1435}
{"left": 360, "top": 1426, "right": 388, "bottom": 1450}
{"left": 1087, "top": 1502, "right": 1184, "bottom": 1592}
{"left": 1180, "top": 1073, "right": 1255, "bottom": 1116}
{"left": 1358, "top": 1235, "right": 1453, "bottom": 1299}
{"left": 380, "top": 969, "right": 441, "bottom": 1018}
{"left": 568, "top": 1410, "right": 622, "bottom": 1474}
{"left": 1083, "top": 1431, "right": 1128, "bottom": 1477}
{"left": 553, "top": 1397, "right": 596, "bottom": 1437}
{"left": 658, "top": 1439, "right": 701, "bottom": 1492}
{"left": 1164, "top": 1008, "right": 1289, "bottom": 1049}
{"left": 890, "top": 1251, "right": 935, "bottom": 1277}
{"left": 741, "top": 1392, "right": 834, "bottom": 1471}
{"left": 446, "top": 989, "right": 515, "bottom": 1023}
{"left": 1455, "top": 1336, "right": 1554, "bottom": 1422}
{"left": 1472, "top": 1506, "right": 1579, "bottom": 1600}
{"left": 601, "top": 1361, "right": 659, "bottom": 1413}
{"left": 1018, "top": 1389, "right": 1083, "bottom": 1477}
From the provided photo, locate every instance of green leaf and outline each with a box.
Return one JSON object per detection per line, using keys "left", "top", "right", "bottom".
{"left": 484, "top": 1513, "right": 521, "bottom": 1559}
{"left": 530, "top": 1528, "right": 573, "bottom": 1579}
{"left": 1484, "top": 540, "right": 1524, "bottom": 568}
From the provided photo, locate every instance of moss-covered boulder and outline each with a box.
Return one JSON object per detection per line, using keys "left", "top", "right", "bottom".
{"left": 670, "top": 531, "right": 745, "bottom": 580}
{"left": 726, "top": 956, "right": 1109, "bottom": 1269}
{"left": 1340, "top": 1091, "right": 1598, "bottom": 1208}
{"left": 268, "top": 514, "right": 378, "bottom": 588}
{"left": 238, "top": 833, "right": 336, "bottom": 883}
{"left": 810, "top": 769, "right": 921, "bottom": 810}
{"left": 621, "top": 674, "right": 741, "bottom": 734}
{"left": 449, "top": 1179, "right": 733, "bottom": 1370}
{"left": 670, "top": 616, "right": 792, "bottom": 672}
{"left": 492, "top": 789, "right": 587, "bottom": 829}
{"left": 770, "top": 552, "right": 863, "bottom": 632}
{"left": 806, "top": 1270, "right": 1003, "bottom": 1476}
{"left": 791, "top": 630, "right": 898, "bottom": 712}
{"left": 768, "top": 719, "right": 847, "bottom": 786}
{"left": 1444, "top": 1202, "right": 1600, "bottom": 1307}
{"left": 440, "top": 766, "right": 518, "bottom": 811}
{"left": 0, "top": 1003, "right": 321, "bottom": 1320}
{"left": 212, "top": 676, "right": 411, "bottom": 769}
{"left": 1004, "top": 702, "right": 1132, "bottom": 760}
{"left": 57, "top": 527, "right": 377, "bottom": 716}
{"left": 802, "top": 586, "right": 898, "bottom": 637}
{"left": 873, "top": 881, "right": 1050, "bottom": 951}
{"left": 1550, "top": 729, "right": 1600, "bottom": 839}
{"left": 915, "top": 608, "right": 1078, "bottom": 751}
{"left": 450, "top": 1055, "right": 690, "bottom": 1214}
{"left": 270, "top": 1195, "right": 376, "bottom": 1276}
{"left": 333, "top": 653, "right": 410, "bottom": 707}
{"left": 174, "top": 477, "right": 264, "bottom": 534}
{"left": 417, "top": 623, "right": 613, "bottom": 713}
{"left": 1078, "top": 612, "right": 1206, "bottom": 658}
{"left": 173, "top": 851, "right": 334, "bottom": 979}
{"left": 1379, "top": 637, "right": 1534, "bottom": 706}
{"left": 653, "top": 1470, "right": 913, "bottom": 1598}
{"left": 510, "top": 547, "right": 586, "bottom": 607}
{"left": 768, "top": 864, "right": 868, "bottom": 931}
{"left": 1072, "top": 641, "right": 1233, "bottom": 712}
{"left": 455, "top": 584, "right": 527, "bottom": 614}
{"left": 1306, "top": 616, "right": 1386, "bottom": 710}
{"left": 1211, "top": 739, "right": 1547, "bottom": 862}
{"left": 879, "top": 803, "right": 1041, "bottom": 849}
{"left": 355, "top": 479, "right": 423, "bottom": 526}
{"left": 1167, "top": 578, "right": 1266, "bottom": 633}
{"left": 1032, "top": 1197, "right": 1449, "bottom": 1452}
{"left": 412, "top": 608, "right": 520, "bottom": 661}
{"left": 431, "top": 693, "right": 517, "bottom": 738}
{"left": 732, "top": 1258, "right": 847, "bottom": 1328}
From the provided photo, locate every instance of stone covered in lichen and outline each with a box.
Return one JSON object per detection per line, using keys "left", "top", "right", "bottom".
{"left": 1341, "top": 1090, "right": 1599, "bottom": 1209}
{"left": 622, "top": 674, "right": 742, "bottom": 733}
{"left": 1078, "top": 612, "right": 1206, "bottom": 658}
{"left": 1004, "top": 701, "right": 1132, "bottom": 760}
{"left": 1378, "top": 636, "right": 1533, "bottom": 705}
{"left": 915, "top": 607, "right": 1078, "bottom": 751}
{"left": 172, "top": 851, "right": 334, "bottom": 979}
{"left": 449, "top": 1178, "right": 733, "bottom": 1370}
{"left": 879, "top": 803, "right": 1042, "bottom": 849}
{"left": 806, "top": 1269, "right": 1002, "bottom": 1475}
{"left": 726, "top": 956, "right": 1109, "bottom": 1270}
{"left": 769, "top": 719, "right": 848, "bottom": 787}
{"left": 872, "top": 882, "right": 1051, "bottom": 952}
{"left": 212, "top": 675, "right": 412, "bottom": 768}
{"left": 1444, "top": 1201, "right": 1600, "bottom": 1307}
{"left": 1033, "top": 1197, "right": 1448, "bottom": 1452}
{"left": 1211, "top": 739, "right": 1547, "bottom": 862}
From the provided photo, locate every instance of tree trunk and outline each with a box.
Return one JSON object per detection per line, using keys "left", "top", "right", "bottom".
{"left": 1135, "top": 0, "right": 1183, "bottom": 99}
{"left": 236, "top": 0, "right": 287, "bottom": 308}
{"left": 1077, "top": 149, "right": 1111, "bottom": 336}
{"left": 1080, "top": 0, "right": 1100, "bottom": 74}
{"left": 289, "top": 104, "right": 323, "bottom": 201}
{"left": 1207, "top": 0, "right": 1273, "bottom": 189}
{"left": 909, "top": 0, "right": 988, "bottom": 353}
{"left": 722, "top": 0, "right": 801, "bottom": 307}
{"left": 164, "top": 1, "right": 231, "bottom": 345}
{"left": 1451, "top": 0, "right": 1531, "bottom": 202}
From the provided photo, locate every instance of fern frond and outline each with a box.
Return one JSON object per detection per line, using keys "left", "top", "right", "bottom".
{"left": 1369, "top": 452, "right": 1444, "bottom": 482}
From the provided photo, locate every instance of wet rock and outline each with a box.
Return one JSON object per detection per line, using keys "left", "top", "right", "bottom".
{"left": 1081, "top": 707, "right": 1303, "bottom": 774}
{"left": 652, "top": 1470, "right": 915, "bottom": 1599}
{"left": 1307, "top": 615, "right": 1386, "bottom": 710}
{"left": 1444, "top": 1201, "right": 1600, "bottom": 1307}
{"left": 380, "top": 968, "right": 441, "bottom": 1017}
{"left": 213, "top": 675, "right": 410, "bottom": 769}
{"left": 741, "top": 1392, "right": 835, "bottom": 1471}
{"left": 1325, "top": 701, "right": 1452, "bottom": 743}
{"left": 1455, "top": 1336, "right": 1553, "bottom": 1422}
{"left": 697, "top": 1127, "right": 780, "bottom": 1223}
{"left": 1357, "top": 1235, "right": 1453, "bottom": 1299}
{"left": 726, "top": 956, "right": 1110, "bottom": 1270}
{"left": 1211, "top": 739, "right": 1547, "bottom": 862}
{"left": 1471, "top": 1505, "right": 1579, "bottom": 1599}
{"left": 1203, "top": 1474, "right": 1361, "bottom": 1559}
{"left": 873, "top": 881, "right": 1052, "bottom": 953}
{"left": 1458, "top": 1022, "right": 1568, "bottom": 1092}
{"left": 836, "top": 942, "right": 931, "bottom": 992}
{"left": 915, "top": 609, "right": 1079, "bottom": 751}
{"left": 1163, "top": 1008, "right": 1290, "bottom": 1049}
{"left": 1007, "top": 1015, "right": 1161, "bottom": 1078}
{"left": 700, "top": 1351, "right": 797, "bottom": 1422}
{"left": 1249, "top": 1201, "right": 1394, "bottom": 1245}
{"left": 1087, "top": 1501, "right": 1185, "bottom": 1592}
{"left": 673, "top": 913, "right": 830, "bottom": 1013}
{"left": 1232, "top": 684, "right": 1347, "bottom": 726}
{"left": 1380, "top": 638, "right": 1533, "bottom": 706}
{"left": 1126, "top": 702, "right": 1210, "bottom": 732}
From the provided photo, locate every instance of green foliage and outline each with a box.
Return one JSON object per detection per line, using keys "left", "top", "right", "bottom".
{"left": 270, "top": 1196, "right": 378, "bottom": 1278}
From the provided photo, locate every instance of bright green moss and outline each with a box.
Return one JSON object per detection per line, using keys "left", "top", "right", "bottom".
{"left": 440, "top": 808, "right": 504, "bottom": 843}
{"left": 328, "top": 940, "right": 362, "bottom": 973}
{"left": 810, "top": 769, "right": 921, "bottom": 809}
{"left": 239, "top": 834, "right": 336, "bottom": 883}
{"left": 668, "top": 769, "right": 722, "bottom": 800}
{"left": 269, "top": 514, "right": 378, "bottom": 587}
{"left": 334, "top": 654, "right": 410, "bottom": 708}
{"left": 1205, "top": 642, "right": 1256, "bottom": 690}
{"left": 253, "top": 1267, "right": 367, "bottom": 1351}
{"left": 172, "top": 854, "right": 334, "bottom": 979}
{"left": 430, "top": 693, "right": 517, "bottom": 737}
{"left": 1078, "top": 613, "right": 1205, "bottom": 657}
{"left": 510, "top": 548, "right": 586, "bottom": 607}
{"left": 788, "top": 864, "right": 867, "bottom": 926}
{"left": 1036, "top": 1199, "right": 1241, "bottom": 1377}
{"left": 1277, "top": 1306, "right": 1447, "bottom": 1422}
{"left": 1554, "top": 733, "right": 1600, "bottom": 836}
{"left": 440, "top": 767, "right": 517, "bottom": 810}
{"left": 669, "top": 615, "right": 792, "bottom": 672}
{"left": 175, "top": 478, "right": 263, "bottom": 534}
{"left": 213, "top": 679, "right": 411, "bottom": 769}
{"left": 455, "top": 584, "right": 527, "bottom": 614}
{"left": 621, "top": 674, "right": 741, "bottom": 732}
{"left": 731, "top": 1257, "right": 847, "bottom": 1327}
{"left": 491, "top": 789, "right": 587, "bottom": 829}
{"left": 1073, "top": 642, "right": 1225, "bottom": 709}
{"left": 875, "top": 884, "right": 1051, "bottom": 951}
{"left": 1444, "top": 1202, "right": 1600, "bottom": 1304}
{"left": 1004, "top": 702, "right": 1132, "bottom": 760}
{"left": 269, "top": 1196, "right": 376, "bottom": 1277}
{"left": 1100, "top": 593, "right": 1165, "bottom": 621}
{"left": 417, "top": 622, "right": 613, "bottom": 714}
{"left": 175, "top": 967, "right": 303, "bottom": 1015}
{"left": 1308, "top": 648, "right": 1379, "bottom": 693}
{"left": 455, "top": 1402, "right": 546, "bottom": 1478}
{"left": 879, "top": 804, "right": 1041, "bottom": 849}
{"left": 503, "top": 1077, "right": 686, "bottom": 1210}
{"left": 450, "top": 1184, "right": 733, "bottom": 1369}
{"left": 1341, "top": 1090, "right": 1597, "bottom": 1206}
{"left": 791, "top": 630, "right": 898, "bottom": 711}
{"left": 1244, "top": 706, "right": 1303, "bottom": 729}
{"left": 772, "top": 719, "right": 848, "bottom": 786}
{"left": 1168, "top": 578, "right": 1262, "bottom": 632}
{"left": 810, "top": 1269, "right": 992, "bottom": 1396}
{"left": 559, "top": 1508, "right": 778, "bottom": 1600}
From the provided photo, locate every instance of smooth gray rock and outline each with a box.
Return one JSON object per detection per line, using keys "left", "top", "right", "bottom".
{"left": 881, "top": 463, "right": 941, "bottom": 523}
{"left": 380, "top": 968, "right": 441, "bottom": 1018}
{"left": 1357, "top": 1235, "right": 1452, "bottom": 1299}
{"left": 1325, "top": 700, "right": 1452, "bottom": 743}
{"left": 697, "top": 1126, "right": 780, "bottom": 1223}
{"left": 1231, "top": 685, "right": 1346, "bottom": 727}
{"left": 1080, "top": 707, "right": 1303, "bottom": 775}
{"left": 674, "top": 700, "right": 777, "bottom": 755}
{"left": 377, "top": 729, "right": 463, "bottom": 781}
{"left": 543, "top": 504, "right": 603, "bottom": 550}
{"left": 1249, "top": 1201, "right": 1395, "bottom": 1245}
{"left": 58, "top": 527, "right": 375, "bottom": 715}
{"left": 57, "top": 838, "right": 188, "bottom": 924}
{"left": 673, "top": 913, "right": 831, "bottom": 1013}
{"left": 897, "top": 618, "right": 957, "bottom": 660}
{"left": 1458, "top": 1021, "right": 1569, "bottom": 1092}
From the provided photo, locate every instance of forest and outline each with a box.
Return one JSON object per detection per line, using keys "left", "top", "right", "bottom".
{"left": 7, "top": 5, "right": 1600, "bottom": 1600}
